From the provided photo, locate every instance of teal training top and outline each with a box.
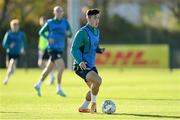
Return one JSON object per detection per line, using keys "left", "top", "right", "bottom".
{"left": 39, "top": 17, "right": 72, "bottom": 52}
{"left": 2, "top": 30, "right": 27, "bottom": 55}
{"left": 71, "top": 24, "right": 102, "bottom": 68}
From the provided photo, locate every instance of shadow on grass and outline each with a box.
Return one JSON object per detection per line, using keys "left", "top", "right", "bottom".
{"left": 102, "top": 97, "right": 180, "bottom": 101}
{"left": 121, "top": 98, "right": 180, "bottom": 101}
{"left": 100, "top": 112, "right": 180, "bottom": 119}
{"left": 0, "top": 111, "right": 25, "bottom": 114}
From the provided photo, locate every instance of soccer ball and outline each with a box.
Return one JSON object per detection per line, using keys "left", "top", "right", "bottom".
{"left": 101, "top": 100, "right": 116, "bottom": 114}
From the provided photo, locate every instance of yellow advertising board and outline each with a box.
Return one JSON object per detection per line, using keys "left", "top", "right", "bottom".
{"left": 96, "top": 45, "right": 169, "bottom": 68}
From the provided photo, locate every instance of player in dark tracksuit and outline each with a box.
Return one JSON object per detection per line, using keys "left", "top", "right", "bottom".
{"left": 71, "top": 9, "right": 105, "bottom": 113}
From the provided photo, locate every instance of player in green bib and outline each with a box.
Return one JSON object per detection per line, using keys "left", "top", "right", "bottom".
{"left": 38, "top": 32, "right": 48, "bottom": 52}
{"left": 38, "top": 16, "right": 55, "bottom": 84}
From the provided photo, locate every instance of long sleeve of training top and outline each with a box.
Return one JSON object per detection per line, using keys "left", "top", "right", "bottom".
{"left": 2, "top": 32, "right": 9, "bottom": 49}
{"left": 71, "top": 30, "right": 87, "bottom": 64}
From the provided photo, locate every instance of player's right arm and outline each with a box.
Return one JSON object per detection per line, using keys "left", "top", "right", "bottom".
{"left": 71, "top": 30, "right": 85, "bottom": 64}
{"left": 2, "top": 32, "right": 10, "bottom": 49}
{"left": 71, "top": 30, "right": 88, "bottom": 70}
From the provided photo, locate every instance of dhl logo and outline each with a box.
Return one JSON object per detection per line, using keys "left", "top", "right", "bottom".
{"left": 96, "top": 50, "right": 160, "bottom": 67}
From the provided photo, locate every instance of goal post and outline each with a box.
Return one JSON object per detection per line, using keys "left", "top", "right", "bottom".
{"left": 67, "top": 0, "right": 80, "bottom": 70}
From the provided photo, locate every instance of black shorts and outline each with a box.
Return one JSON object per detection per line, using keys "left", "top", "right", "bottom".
{"left": 42, "top": 49, "right": 49, "bottom": 60}
{"left": 74, "top": 65, "right": 98, "bottom": 82}
{"left": 7, "top": 53, "right": 20, "bottom": 61}
{"left": 48, "top": 50, "right": 63, "bottom": 62}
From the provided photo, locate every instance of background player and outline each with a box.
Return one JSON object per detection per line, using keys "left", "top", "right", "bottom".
{"left": 2, "top": 19, "right": 27, "bottom": 85}
{"left": 38, "top": 16, "right": 55, "bottom": 85}
{"left": 34, "top": 6, "right": 72, "bottom": 97}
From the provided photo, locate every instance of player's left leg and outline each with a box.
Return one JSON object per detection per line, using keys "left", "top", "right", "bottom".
{"left": 3, "top": 58, "right": 17, "bottom": 85}
{"left": 5, "top": 54, "right": 9, "bottom": 68}
{"left": 55, "top": 58, "right": 66, "bottom": 97}
{"left": 86, "top": 71, "right": 102, "bottom": 113}
{"left": 37, "top": 50, "right": 44, "bottom": 68}
{"left": 49, "top": 69, "right": 55, "bottom": 85}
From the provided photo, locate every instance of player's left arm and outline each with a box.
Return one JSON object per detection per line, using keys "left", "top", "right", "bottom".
{"left": 21, "top": 32, "right": 27, "bottom": 54}
{"left": 96, "top": 45, "right": 105, "bottom": 54}
{"left": 96, "top": 30, "right": 105, "bottom": 54}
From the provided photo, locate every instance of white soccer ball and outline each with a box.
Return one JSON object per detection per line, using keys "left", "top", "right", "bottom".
{"left": 101, "top": 100, "right": 116, "bottom": 114}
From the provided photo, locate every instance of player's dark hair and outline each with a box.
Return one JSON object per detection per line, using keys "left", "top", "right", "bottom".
{"left": 86, "top": 8, "right": 100, "bottom": 17}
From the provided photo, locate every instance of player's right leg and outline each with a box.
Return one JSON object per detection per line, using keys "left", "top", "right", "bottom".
{"left": 44, "top": 50, "right": 55, "bottom": 85}
{"left": 79, "top": 81, "right": 92, "bottom": 113}
{"left": 34, "top": 59, "right": 55, "bottom": 96}
{"left": 78, "top": 90, "right": 91, "bottom": 113}
{"left": 38, "top": 50, "right": 55, "bottom": 85}
{"left": 3, "top": 58, "right": 17, "bottom": 85}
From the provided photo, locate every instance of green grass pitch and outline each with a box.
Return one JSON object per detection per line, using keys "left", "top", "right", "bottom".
{"left": 0, "top": 68, "right": 180, "bottom": 120}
